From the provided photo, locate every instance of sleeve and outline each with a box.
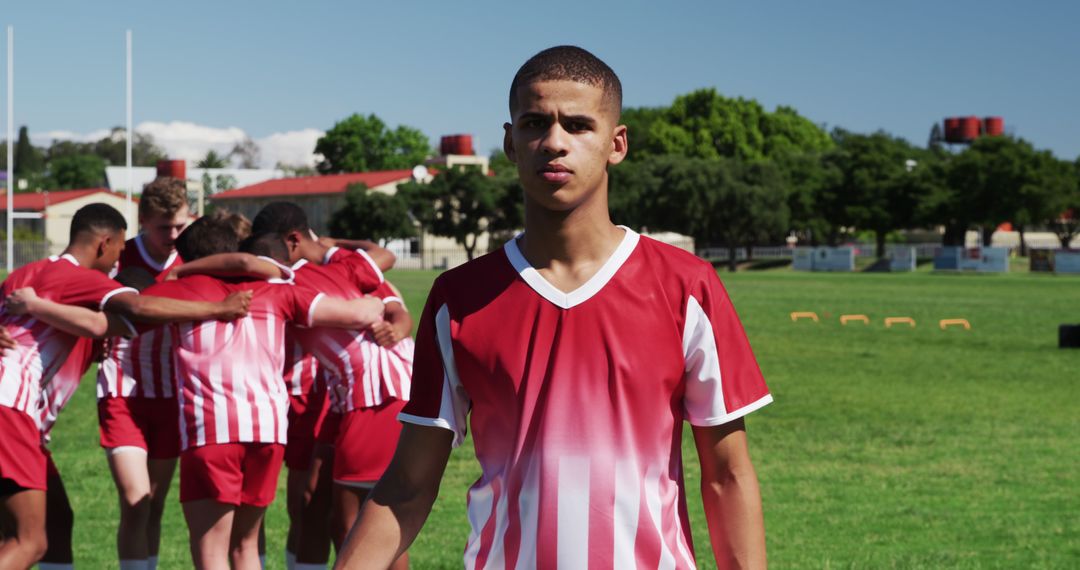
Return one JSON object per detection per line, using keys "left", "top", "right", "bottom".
{"left": 62, "top": 268, "right": 138, "bottom": 310}
{"left": 324, "top": 247, "right": 384, "bottom": 293}
{"left": 398, "top": 280, "right": 470, "bottom": 447}
{"left": 125, "top": 280, "right": 188, "bottom": 336}
{"left": 681, "top": 265, "right": 772, "bottom": 426}
{"left": 281, "top": 284, "right": 325, "bottom": 329}
{"left": 372, "top": 282, "right": 405, "bottom": 309}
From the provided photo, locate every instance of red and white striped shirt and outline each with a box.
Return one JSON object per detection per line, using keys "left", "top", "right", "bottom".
{"left": 98, "top": 235, "right": 184, "bottom": 399}
{"left": 291, "top": 248, "right": 413, "bottom": 412}
{"left": 143, "top": 274, "right": 323, "bottom": 451}
{"left": 40, "top": 338, "right": 97, "bottom": 436}
{"left": 401, "top": 230, "right": 772, "bottom": 569}
{"left": 0, "top": 255, "right": 135, "bottom": 426}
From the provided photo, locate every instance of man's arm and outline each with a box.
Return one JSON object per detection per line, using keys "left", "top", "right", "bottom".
{"left": 5, "top": 288, "right": 132, "bottom": 338}
{"left": 692, "top": 418, "right": 767, "bottom": 570}
{"left": 104, "top": 290, "right": 252, "bottom": 325}
{"left": 309, "top": 296, "right": 385, "bottom": 330}
{"left": 167, "top": 253, "right": 287, "bottom": 281}
{"left": 336, "top": 424, "right": 453, "bottom": 569}
{"left": 321, "top": 237, "right": 396, "bottom": 271}
{"left": 370, "top": 302, "right": 413, "bottom": 347}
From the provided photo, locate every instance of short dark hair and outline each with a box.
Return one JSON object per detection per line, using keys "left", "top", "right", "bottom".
{"left": 509, "top": 46, "right": 622, "bottom": 118}
{"left": 70, "top": 203, "right": 128, "bottom": 242}
{"left": 175, "top": 216, "right": 239, "bottom": 262}
{"left": 251, "top": 202, "right": 309, "bottom": 237}
{"left": 239, "top": 231, "right": 289, "bottom": 264}
{"left": 114, "top": 266, "right": 156, "bottom": 292}
{"left": 209, "top": 209, "right": 252, "bottom": 241}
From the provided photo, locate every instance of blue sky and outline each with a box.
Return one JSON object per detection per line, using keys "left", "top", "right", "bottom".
{"left": 3, "top": 1, "right": 1078, "bottom": 167}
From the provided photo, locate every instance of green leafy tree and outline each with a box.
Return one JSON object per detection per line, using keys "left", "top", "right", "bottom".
{"left": 197, "top": 150, "right": 229, "bottom": 169}
{"left": 329, "top": 183, "right": 416, "bottom": 243}
{"left": 49, "top": 154, "right": 107, "bottom": 189}
{"left": 14, "top": 126, "right": 44, "bottom": 177}
{"left": 90, "top": 127, "right": 167, "bottom": 166}
{"left": 315, "top": 114, "right": 430, "bottom": 174}
{"left": 397, "top": 166, "right": 498, "bottom": 260}
{"left": 1047, "top": 158, "right": 1080, "bottom": 248}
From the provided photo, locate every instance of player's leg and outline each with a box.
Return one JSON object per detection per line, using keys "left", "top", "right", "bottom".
{"left": 296, "top": 443, "right": 334, "bottom": 566}
{"left": 0, "top": 486, "right": 48, "bottom": 568}
{"left": 39, "top": 460, "right": 74, "bottom": 569}
{"left": 182, "top": 499, "right": 234, "bottom": 570}
{"left": 230, "top": 505, "right": 267, "bottom": 570}
{"left": 239, "top": 443, "right": 285, "bottom": 570}
{"left": 145, "top": 457, "right": 176, "bottom": 564}
{"left": 107, "top": 448, "right": 152, "bottom": 562}
{"left": 285, "top": 467, "right": 307, "bottom": 567}
{"left": 330, "top": 482, "right": 368, "bottom": 551}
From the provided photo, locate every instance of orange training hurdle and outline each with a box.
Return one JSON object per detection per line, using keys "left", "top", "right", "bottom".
{"left": 790, "top": 312, "right": 819, "bottom": 322}
{"left": 884, "top": 317, "right": 916, "bottom": 328}
{"left": 840, "top": 314, "right": 870, "bottom": 325}
{"left": 939, "top": 318, "right": 971, "bottom": 330}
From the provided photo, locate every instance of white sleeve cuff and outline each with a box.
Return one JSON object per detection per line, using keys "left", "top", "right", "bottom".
{"left": 305, "top": 292, "right": 327, "bottom": 328}
{"left": 397, "top": 412, "right": 464, "bottom": 448}
{"left": 356, "top": 249, "right": 385, "bottom": 283}
{"left": 99, "top": 287, "right": 139, "bottom": 310}
{"left": 687, "top": 394, "right": 773, "bottom": 427}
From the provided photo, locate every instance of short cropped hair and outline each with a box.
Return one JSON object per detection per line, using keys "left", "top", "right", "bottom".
{"left": 251, "top": 201, "right": 309, "bottom": 237}
{"left": 509, "top": 45, "right": 622, "bottom": 118}
{"left": 240, "top": 232, "right": 289, "bottom": 265}
{"left": 140, "top": 177, "right": 188, "bottom": 219}
{"left": 114, "top": 266, "right": 156, "bottom": 292}
{"left": 209, "top": 209, "right": 252, "bottom": 241}
{"left": 70, "top": 203, "right": 127, "bottom": 242}
{"left": 175, "top": 216, "right": 239, "bottom": 262}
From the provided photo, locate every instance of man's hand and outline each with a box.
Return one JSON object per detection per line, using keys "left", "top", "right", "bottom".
{"left": 4, "top": 287, "right": 41, "bottom": 316}
{"left": 216, "top": 291, "right": 253, "bottom": 321}
{"left": 370, "top": 320, "right": 404, "bottom": 347}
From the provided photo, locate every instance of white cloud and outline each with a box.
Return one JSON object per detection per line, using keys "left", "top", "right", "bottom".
{"left": 32, "top": 121, "right": 324, "bottom": 169}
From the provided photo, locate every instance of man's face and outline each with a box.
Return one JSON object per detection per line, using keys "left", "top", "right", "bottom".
{"left": 95, "top": 229, "right": 127, "bottom": 273}
{"left": 504, "top": 80, "right": 628, "bottom": 212}
{"left": 140, "top": 205, "right": 189, "bottom": 257}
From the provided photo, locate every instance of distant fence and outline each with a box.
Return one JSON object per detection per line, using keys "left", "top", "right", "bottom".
{"left": 0, "top": 241, "right": 51, "bottom": 272}
{"left": 696, "top": 243, "right": 942, "bottom": 262}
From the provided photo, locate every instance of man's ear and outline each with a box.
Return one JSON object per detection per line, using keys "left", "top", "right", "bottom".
{"left": 503, "top": 122, "right": 516, "bottom": 164}
{"left": 95, "top": 234, "right": 110, "bottom": 258}
{"left": 284, "top": 231, "right": 303, "bottom": 251}
{"left": 608, "top": 124, "right": 629, "bottom": 167}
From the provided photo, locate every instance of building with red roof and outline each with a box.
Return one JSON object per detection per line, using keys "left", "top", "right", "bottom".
{"left": 1, "top": 188, "right": 137, "bottom": 258}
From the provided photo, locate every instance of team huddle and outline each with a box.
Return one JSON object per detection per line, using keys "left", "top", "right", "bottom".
{"left": 2, "top": 46, "right": 773, "bottom": 570}
{"left": 0, "top": 177, "right": 415, "bottom": 569}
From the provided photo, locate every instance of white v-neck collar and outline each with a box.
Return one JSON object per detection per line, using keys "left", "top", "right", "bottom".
{"left": 135, "top": 234, "right": 178, "bottom": 272}
{"left": 504, "top": 226, "right": 640, "bottom": 310}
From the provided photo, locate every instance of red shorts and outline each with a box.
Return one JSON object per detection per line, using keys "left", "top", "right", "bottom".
{"left": 98, "top": 396, "right": 181, "bottom": 459}
{"left": 180, "top": 443, "right": 285, "bottom": 507}
{"left": 284, "top": 390, "right": 330, "bottom": 471}
{"left": 317, "top": 410, "right": 342, "bottom": 446}
{"left": 0, "top": 406, "right": 47, "bottom": 492}
{"left": 333, "top": 399, "right": 406, "bottom": 484}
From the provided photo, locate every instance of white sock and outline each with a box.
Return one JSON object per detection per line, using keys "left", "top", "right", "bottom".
{"left": 286, "top": 548, "right": 297, "bottom": 570}
{"left": 295, "top": 564, "right": 328, "bottom": 570}
{"left": 118, "top": 560, "right": 147, "bottom": 570}
{"left": 38, "top": 564, "right": 75, "bottom": 570}
{"left": 148, "top": 556, "right": 158, "bottom": 570}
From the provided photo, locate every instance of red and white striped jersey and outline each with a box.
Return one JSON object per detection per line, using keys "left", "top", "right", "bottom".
{"left": 143, "top": 274, "right": 323, "bottom": 451}
{"left": 0, "top": 255, "right": 135, "bottom": 426}
{"left": 284, "top": 328, "right": 320, "bottom": 398}
{"left": 401, "top": 229, "right": 772, "bottom": 569}
{"left": 40, "top": 338, "right": 97, "bottom": 436}
{"left": 98, "top": 235, "right": 184, "bottom": 399}
{"left": 291, "top": 248, "right": 413, "bottom": 412}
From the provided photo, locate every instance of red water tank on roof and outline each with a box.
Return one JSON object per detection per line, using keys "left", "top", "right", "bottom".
{"left": 959, "top": 116, "right": 981, "bottom": 141}
{"left": 156, "top": 159, "right": 186, "bottom": 179}
{"left": 983, "top": 116, "right": 1004, "bottom": 136}
{"left": 440, "top": 134, "right": 474, "bottom": 156}
{"left": 943, "top": 117, "right": 962, "bottom": 143}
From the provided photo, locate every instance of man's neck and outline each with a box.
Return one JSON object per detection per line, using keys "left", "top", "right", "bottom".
{"left": 60, "top": 245, "right": 98, "bottom": 271}
{"left": 305, "top": 241, "right": 331, "bottom": 265}
{"left": 140, "top": 235, "right": 172, "bottom": 264}
{"left": 518, "top": 191, "right": 625, "bottom": 292}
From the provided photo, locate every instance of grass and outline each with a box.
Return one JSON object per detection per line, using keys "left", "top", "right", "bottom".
{"left": 47, "top": 268, "right": 1080, "bottom": 568}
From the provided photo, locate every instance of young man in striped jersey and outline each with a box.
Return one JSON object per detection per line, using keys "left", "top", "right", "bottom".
{"left": 0, "top": 204, "right": 250, "bottom": 569}
{"left": 338, "top": 46, "right": 771, "bottom": 569}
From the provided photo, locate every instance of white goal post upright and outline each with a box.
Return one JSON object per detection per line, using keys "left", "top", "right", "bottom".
{"left": 6, "top": 26, "right": 13, "bottom": 273}
{"left": 125, "top": 29, "right": 134, "bottom": 234}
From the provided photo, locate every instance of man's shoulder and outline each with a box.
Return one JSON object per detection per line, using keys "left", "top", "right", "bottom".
{"left": 636, "top": 235, "right": 713, "bottom": 281}
{"left": 435, "top": 248, "right": 513, "bottom": 291}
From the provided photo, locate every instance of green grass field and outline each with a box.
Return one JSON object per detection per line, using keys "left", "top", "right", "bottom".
{"left": 48, "top": 268, "right": 1080, "bottom": 568}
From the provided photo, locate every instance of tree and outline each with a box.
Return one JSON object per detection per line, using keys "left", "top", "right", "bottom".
{"left": 90, "top": 127, "right": 167, "bottom": 166}
{"left": 14, "top": 126, "right": 44, "bottom": 177}
{"left": 49, "top": 154, "right": 106, "bottom": 189}
{"left": 276, "top": 162, "right": 316, "bottom": 178}
{"left": 397, "top": 166, "right": 499, "bottom": 260}
{"left": 197, "top": 150, "right": 229, "bottom": 169}
{"left": 1047, "top": 158, "right": 1080, "bottom": 248}
{"left": 315, "top": 114, "right": 430, "bottom": 174}
{"left": 622, "top": 89, "right": 832, "bottom": 162}
{"left": 822, "top": 129, "right": 931, "bottom": 257}
{"left": 230, "top": 137, "right": 261, "bottom": 169}
{"left": 329, "top": 183, "right": 416, "bottom": 243}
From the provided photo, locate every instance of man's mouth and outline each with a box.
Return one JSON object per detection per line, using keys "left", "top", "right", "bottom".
{"left": 538, "top": 164, "right": 572, "bottom": 183}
